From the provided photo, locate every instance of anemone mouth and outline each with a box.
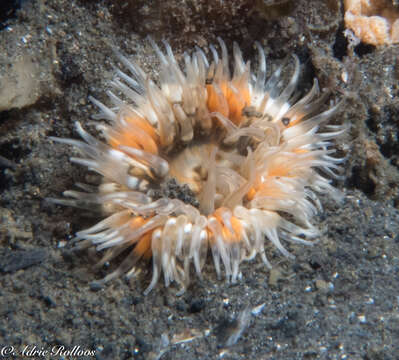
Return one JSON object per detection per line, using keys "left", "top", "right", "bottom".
{"left": 49, "top": 38, "right": 345, "bottom": 295}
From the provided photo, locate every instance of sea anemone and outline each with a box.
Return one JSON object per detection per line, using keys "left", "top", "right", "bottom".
{"left": 50, "top": 39, "right": 345, "bottom": 295}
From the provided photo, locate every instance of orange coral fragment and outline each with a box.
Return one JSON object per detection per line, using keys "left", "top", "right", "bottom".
{"left": 344, "top": 0, "right": 399, "bottom": 45}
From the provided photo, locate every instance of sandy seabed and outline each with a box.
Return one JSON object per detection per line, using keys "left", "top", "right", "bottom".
{"left": 0, "top": 1, "right": 399, "bottom": 359}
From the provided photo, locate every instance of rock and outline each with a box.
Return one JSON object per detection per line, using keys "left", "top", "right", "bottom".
{"left": 0, "top": 55, "right": 41, "bottom": 111}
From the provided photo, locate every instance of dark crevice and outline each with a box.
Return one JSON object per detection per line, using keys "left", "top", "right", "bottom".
{"left": 295, "top": 45, "right": 317, "bottom": 93}
{"left": 366, "top": 105, "right": 399, "bottom": 168}
{"left": 0, "top": 138, "right": 31, "bottom": 164}
{"left": 365, "top": 110, "right": 378, "bottom": 133}
{"left": 354, "top": 42, "right": 375, "bottom": 57}
{"left": 0, "top": 0, "right": 24, "bottom": 30}
{"left": 332, "top": 27, "right": 348, "bottom": 61}
{"left": 347, "top": 165, "right": 376, "bottom": 196}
